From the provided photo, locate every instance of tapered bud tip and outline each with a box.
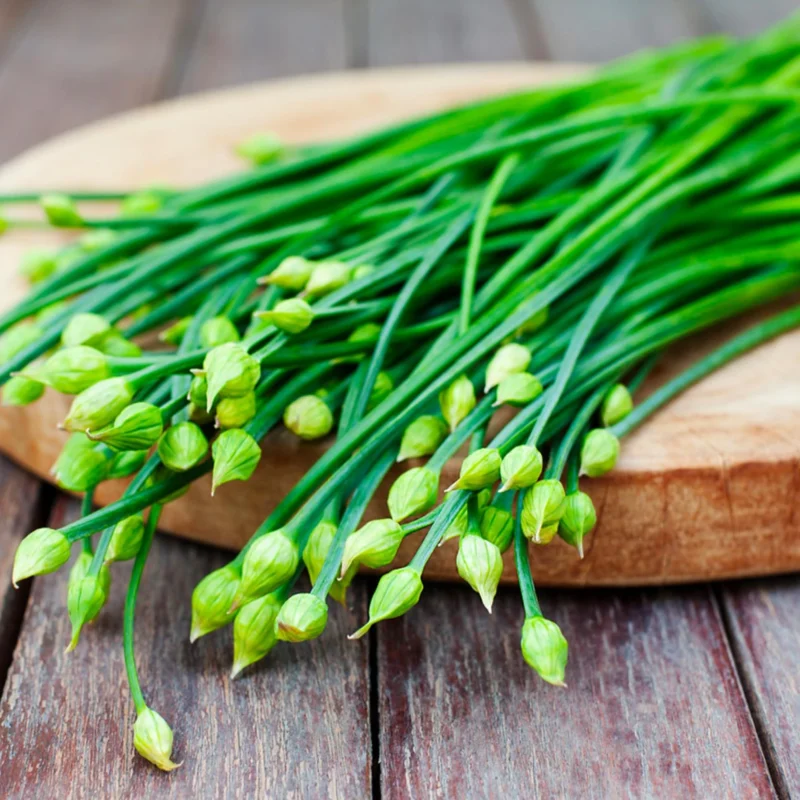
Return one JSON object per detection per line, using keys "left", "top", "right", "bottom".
{"left": 199, "top": 316, "right": 240, "bottom": 349}
{"left": 256, "top": 298, "right": 315, "bottom": 334}
{"left": 190, "top": 566, "right": 242, "bottom": 641}
{"left": 157, "top": 422, "right": 209, "bottom": 472}
{"left": 106, "top": 514, "right": 145, "bottom": 564}
{"left": 397, "top": 415, "right": 448, "bottom": 461}
{"left": 341, "top": 518, "right": 403, "bottom": 575}
{"left": 275, "top": 593, "right": 328, "bottom": 642}
{"left": 500, "top": 445, "right": 543, "bottom": 491}
{"left": 368, "top": 371, "right": 394, "bottom": 410}
{"left": 439, "top": 375, "right": 476, "bottom": 431}
{"left": 240, "top": 529, "right": 299, "bottom": 601}
{"left": 13, "top": 528, "right": 71, "bottom": 587}
{"left": 485, "top": 343, "right": 531, "bottom": 392}
{"left": 63, "top": 377, "right": 134, "bottom": 433}
{"left": 235, "top": 131, "right": 284, "bottom": 165}
{"left": 42, "top": 345, "right": 112, "bottom": 395}
{"left": 19, "top": 248, "right": 57, "bottom": 283}
{"left": 600, "top": 383, "right": 633, "bottom": 427}
{"left": 263, "top": 255, "right": 314, "bottom": 290}
{"left": 121, "top": 190, "right": 166, "bottom": 216}
{"left": 215, "top": 392, "right": 257, "bottom": 430}
{"left": 66, "top": 563, "right": 110, "bottom": 651}
{"left": 88, "top": 402, "right": 163, "bottom": 452}
{"left": 305, "top": 260, "right": 352, "bottom": 298}
{"left": 521, "top": 480, "right": 566, "bottom": 542}
{"left": 61, "top": 312, "right": 111, "bottom": 349}
{"left": 232, "top": 593, "right": 281, "bottom": 673}
{"left": 283, "top": 395, "right": 333, "bottom": 440}
{"left": 494, "top": 373, "right": 543, "bottom": 407}
{"left": 203, "top": 343, "right": 260, "bottom": 409}
{"left": 133, "top": 708, "right": 181, "bottom": 772}
{"left": 211, "top": 429, "right": 261, "bottom": 493}
{"left": 521, "top": 616, "right": 568, "bottom": 687}
{"left": 351, "top": 567, "right": 423, "bottom": 638}
{"left": 558, "top": 491, "right": 597, "bottom": 554}
{"left": 387, "top": 467, "right": 439, "bottom": 522}
{"left": 580, "top": 429, "right": 620, "bottom": 478}
{"left": 451, "top": 448, "right": 502, "bottom": 492}
{"left": 456, "top": 535, "right": 503, "bottom": 613}
{"left": 40, "top": 193, "right": 83, "bottom": 227}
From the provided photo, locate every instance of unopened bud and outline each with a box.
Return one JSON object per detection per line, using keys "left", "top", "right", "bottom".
{"left": 520, "top": 616, "right": 568, "bottom": 686}
{"left": 275, "top": 593, "right": 328, "bottom": 642}
{"left": 352, "top": 264, "right": 374, "bottom": 281}
{"left": 87, "top": 402, "right": 163, "bottom": 451}
{"left": 349, "top": 567, "right": 423, "bottom": 639}
{"left": 96, "top": 331, "right": 141, "bottom": 358}
{"left": 199, "top": 316, "right": 240, "bottom": 348}
{"left": 480, "top": 505, "right": 514, "bottom": 552}
{"left": 211, "top": 429, "right": 261, "bottom": 494}
{"left": 341, "top": 518, "right": 403, "bottom": 576}
{"left": 600, "top": 383, "right": 633, "bottom": 427}
{"left": 108, "top": 448, "right": 147, "bottom": 479}
{"left": 19, "top": 248, "right": 57, "bottom": 283}
{"left": 239, "top": 529, "right": 299, "bottom": 603}
{"left": 485, "top": 343, "right": 531, "bottom": 392}
{"left": 387, "top": 467, "right": 438, "bottom": 522}
{"left": 235, "top": 132, "right": 284, "bottom": 165}
{"left": 52, "top": 434, "right": 111, "bottom": 491}
{"left": 558, "top": 491, "right": 596, "bottom": 557}
{"left": 61, "top": 312, "right": 111, "bottom": 348}
{"left": 63, "top": 377, "right": 134, "bottom": 432}
{"left": 256, "top": 297, "right": 314, "bottom": 334}
{"left": 105, "top": 514, "right": 145, "bottom": 563}
{"left": 494, "top": 373, "right": 543, "bottom": 407}
{"left": 216, "top": 391, "right": 257, "bottom": 430}
{"left": 121, "top": 190, "right": 164, "bottom": 216}
{"left": 0, "top": 321, "right": 43, "bottom": 364}
{"left": 456, "top": 534, "right": 503, "bottom": 612}
{"left": 78, "top": 229, "right": 116, "bottom": 252}
{"left": 66, "top": 554, "right": 111, "bottom": 651}
{"left": 203, "top": 343, "right": 260, "bottom": 408}
{"left": 187, "top": 374, "right": 208, "bottom": 409}
{"left": 2, "top": 374, "right": 45, "bottom": 406}
{"left": 500, "top": 445, "right": 542, "bottom": 491}
{"left": 12, "top": 527, "right": 71, "bottom": 586}
{"left": 303, "top": 519, "right": 337, "bottom": 586}
{"left": 521, "top": 480, "right": 566, "bottom": 543}
{"left": 448, "top": 447, "right": 501, "bottom": 492}
{"left": 397, "top": 415, "right": 448, "bottom": 461}
{"left": 41, "top": 345, "right": 111, "bottom": 394}
{"left": 262, "top": 255, "right": 314, "bottom": 291}
{"left": 305, "top": 260, "right": 351, "bottom": 297}
{"left": 159, "top": 316, "right": 192, "bottom": 346}
{"left": 231, "top": 594, "right": 282, "bottom": 677}
{"left": 439, "top": 375, "right": 475, "bottom": 431}
{"left": 157, "top": 422, "right": 208, "bottom": 471}
{"left": 133, "top": 707, "right": 180, "bottom": 772}
{"left": 283, "top": 395, "right": 333, "bottom": 440}
{"left": 190, "top": 565, "right": 241, "bottom": 642}
{"left": 41, "top": 193, "right": 83, "bottom": 227}
{"left": 580, "top": 429, "right": 620, "bottom": 478}
{"left": 368, "top": 371, "right": 394, "bottom": 410}
{"left": 348, "top": 323, "right": 380, "bottom": 344}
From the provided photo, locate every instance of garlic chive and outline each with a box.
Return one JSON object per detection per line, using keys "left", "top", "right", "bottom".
{"left": 499, "top": 445, "right": 543, "bottom": 491}
{"left": 340, "top": 518, "right": 404, "bottom": 576}
{"left": 199, "top": 316, "right": 240, "bottom": 348}
{"left": 133, "top": 707, "right": 180, "bottom": 772}
{"left": 580, "top": 429, "right": 620, "bottom": 477}
{"left": 456, "top": 533, "right": 504, "bottom": 612}
{"left": 238, "top": 529, "right": 299, "bottom": 604}
{"left": 283, "top": 395, "right": 333, "bottom": 440}
{"left": 211, "top": 429, "right": 262, "bottom": 494}
{"left": 521, "top": 480, "right": 566, "bottom": 543}
{"left": 558, "top": 491, "right": 597, "bottom": 558}
{"left": 484, "top": 343, "right": 531, "bottom": 392}
{"left": 397, "top": 415, "right": 448, "bottom": 461}
{"left": 262, "top": 255, "right": 313, "bottom": 290}
{"left": 63, "top": 377, "right": 135, "bottom": 432}
{"left": 349, "top": 567, "right": 423, "bottom": 639}
{"left": 12, "top": 528, "right": 71, "bottom": 587}
{"left": 494, "top": 372, "right": 543, "bottom": 407}
{"left": 600, "top": 383, "right": 634, "bottom": 427}
{"left": 439, "top": 374, "right": 476, "bottom": 431}
{"left": 231, "top": 594, "right": 282, "bottom": 677}
{"left": 520, "top": 616, "right": 568, "bottom": 687}
{"left": 274, "top": 593, "right": 328, "bottom": 642}
{"left": 190, "top": 565, "right": 242, "bottom": 642}
{"left": 387, "top": 466, "right": 439, "bottom": 522}
{"left": 157, "top": 422, "right": 208, "bottom": 471}
{"left": 255, "top": 297, "right": 315, "bottom": 334}
{"left": 447, "top": 447, "right": 502, "bottom": 492}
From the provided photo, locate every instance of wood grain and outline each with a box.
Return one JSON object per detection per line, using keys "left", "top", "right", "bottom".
{"left": 377, "top": 583, "right": 775, "bottom": 799}
{"left": 720, "top": 579, "right": 800, "bottom": 797}
{"left": 0, "top": 496, "right": 372, "bottom": 796}
{"left": 0, "top": 64, "right": 798, "bottom": 587}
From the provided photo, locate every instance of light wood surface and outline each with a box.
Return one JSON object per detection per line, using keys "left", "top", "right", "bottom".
{"left": 0, "top": 64, "right": 798, "bottom": 587}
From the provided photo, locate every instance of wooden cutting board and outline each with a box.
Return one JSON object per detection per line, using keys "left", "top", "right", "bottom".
{"left": 0, "top": 64, "right": 798, "bottom": 587}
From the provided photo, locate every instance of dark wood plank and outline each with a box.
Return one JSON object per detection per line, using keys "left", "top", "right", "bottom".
{"left": 176, "top": 0, "right": 348, "bottom": 94}
{"left": 697, "top": 0, "right": 798, "bottom": 37}
{"left": 0, "top": 496, "right": 371, "bottom": 795}
{"left": 720, "top": 579, "right": 800, "bottom": 797}
{"left": 378, "top": 584, "right": 774, "bottom": 798}
{"left": 365, "top": 0, "right": 526, "bottom": 65}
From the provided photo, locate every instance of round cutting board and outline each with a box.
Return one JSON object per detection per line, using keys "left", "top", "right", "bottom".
{"left": 0, "top": 64, "right": 798, "bottom": 587}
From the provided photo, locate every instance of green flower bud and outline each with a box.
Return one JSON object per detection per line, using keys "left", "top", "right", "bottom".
{"left": 159, "top": 316, "right": 193, "bottom": 346}
{"left": 0, "top": 321, "right": 44, "bottom": 364}
{"left": 580, "top": 429, "right": 620, "bottom": 478}
{"left": 41, "top": 193, "right": 83, "bottom": 227}
{"left": 516, "top": 303, "right": 549, "bottom": 336}
{"left": 283, "top": 395, "right": 333, "bottom": 440}
{"left": 96, "top": 331, "right": 141, "bottom": 358}
{"left": 87, "top": 402, "right": 163, "bottom": 451}
{"left": 187, "top": 375, "right": 208, "bottom": 409}
{"left": 559, "top": 491, "right": 596, "bottom": 557}
{"left": 36, "top": 301, "right": 68, "bottom": 324}
{"left": 61, "top": 312, "right": 111, "bottom": 348}
{"left": 439, "top": 502, "right": 469, "bottom": 545}
{"left": 368, "top": 371, "right": 394, "bottom": 410}
{"left": 107, "top": 448, "right": 147, "bottom": 480}
{"left": 19, "top": 248, "right": 57, "bottom": 283}
{"left": 456, "top": 534, "right": 504, "bottom": 612}
{"left": 397, "top": 415, "right": 448, "bottom": 462}
{"left": 121, "top": 190, "right": 164, "bottom": 216}
{"left": 63, "top": 377, "right": 134, "bottom": 432}
{"left": 494, "top": 372, "right": 543, "bottom": 407}
{"left": 211, "top": 428, "right": 262, "bottom": 494}
{"left": 52, "top": 434, "right": 111, "bottom": 491}
{"left": 188, "top": 402, "right": 214, "bottom": 425}
{"left": 12, "top": 527, "right": 71, "bottom": 586}
{"left": 231, "top": 594, "right": 282, "bottom": 677}
{"left": 352, "top": 264, "right": 374, "bottom": 281}
{"left": 203, "top": 342, "right": 261, "bottom": 408}
{"left": 41, "top": 345, "right": 111, "bottom": 394}
{"left": 305, "top": 260, "right": 351, "bottom": 297}
{"left": 476, "top": 487, "right": 492, "bottom": 511}
{"left": 303, "top": 519, "right": 338, "bottom": 586}
{"left": 215, "top": 391, "right": 257, "bottom": 430}
{"left": 66, "top": 554, "right": 111, "bottom": 652}
{"left": 439, "top": 375, "right": 475, "bottom": 431}
{"left": 348, "top": 322, "right": 380, "bottom": 344}
{"left": 105, "top": 514, "right": 145, "bottom": 563}
{"left": 600, "top": 383, "right": 633, "bottom": 427}
{"left": 448, "top": 447, "right": 501, "bottom": 492}
{"left": 521, "top": 480, "right": 566, "bottom": 543}
{"left": 199, "top": 316, "right": 240, "bottom": 348}
{"left": 275, "top": 593, "right": 328, "bottom": 642}
{"left": 480, "top": 505, "right": 514, "bottom": 552}
{"left": 235, "top": 132, "right": 284, "bottom": 165}
{"left": 341, "top": 518, "right": 404, "bottom": 576}
{"left": 190, "top": 565, "right": 241, "bottom": 642}
{"left": 485, "top": 343, "right": 531, "bottom": 392}
{"left": 157, "top": 421, "right": 208, "bottom": 471}
{"left": 255, "top": 297, "right": 315, "bottom": 334}
{"left": 2, "top": 374, "right": 45, "bottom": 406}
{"left": 78, "top": 229, "right": 116, "bottom": 252}
{"left": 239, "top": 529, "right": 299, "bottom": 603}
{"left": 500, "top": 445, "right": 543, "bottom": 491}
{"left": 349, "top": 567, "right": 423, "bottom": 639}
{"left": 387, "top": 466, "right": 439, "bottom": 522}
{"left": 133, "top": 707, "right": 180, "bottom": 772}
{"left": 262, "top": 255, "right": 314, "bottom": 290}
{"left": 521, "top": 616, "right": 568, "bottom": 687}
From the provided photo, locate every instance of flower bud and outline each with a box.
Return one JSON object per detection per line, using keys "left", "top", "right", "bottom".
{"left": 494, "top": 373, "right": 543, "bottom": 407}
{"left": 121, "top": 190, "right": 165, "bottom": 216}
{"left": 341, "top": 518, "right": 403, "bottom": 576}
{"left": 348, "top": 323, "right": 380, "bottom": 344}
{"left": 600, "top": 383, "right": 633, "bottom": 427}
{"left": 349, "top": 567, "right": 423, "bottom": 639}
{"left": 515, "top": 300, "right": 549, "bottom": 335}
{"left": 262, "top": 255, "right": 314, "bottom": 290}
{"left": 368, "top": 371, "right": 394, "bottom": 410}
{"left": 559, "top": 491, "right": 596, "bottom": 557}
{"left": 239, "top": 529, "right": 299, "bottom": 603}
{"left": 159, "top": 316, "right": 192, "bottom": 346}
{"left": 305, "top": 260, "right": 351, "bottom": 297}
{"left": 521, "top": 616, "right": 568, "bottom": 686}
{"left": 255, "top": 297, "right": 314, "bottom": 334}
{"left": 190, "top": 565, "right": 241, "bottom": 642}
{"left": 387, "top": 466, "right": 439, "bottom": 522}
{"left": 203, "top": 343, "right": 261, "bottom": 408}
{"left": 133, "top": 707, "right": 180, "bottom": 771}
{"left": 231, "top": 594, "right": 282, "bottom": 677}
{"left": 96, "top": 331, "right": 141, "bottom": 358}
{"left": 2, "top": 374, "right": 45, "bottom": 406}
{"left": 87, "top": 402, "right": 163, "bottom": 451}
{"left": 185, "top": 374, "right": 207, "bottom": 408}
{"left": 580, "top": 429, "right": 620, "bottom": 478}
{"left": 52, "top": 434, "right": 111, "bottom": 491}
{"left": 352, "top": 264, "right": 374, "bottom": 281}
{"left": 521, "top": 480, "right": 566, "bottom": 543}
{"left": 199, "top": 316, "right": 240, "bottom": 349}
{"left": 480, "top": 505, "right": 514, "bottom": 552}
{"left": 397, "top": 415, "right": 448, "bottom": 461}
{"left": 456, "top": 534, "right": 503, "bottom": 612}
{"left": 41, "top": 345, "right": 111, "bottom": 394}
{"left": 448, "top": 447, "right": 501, "bottom": 492}
{"left": 41, "top": 193, "right": 83, "bottom": 226}
{"left": 439, "top": 374, "right": 475, "bottom": 431}
{"left": 235, "top": 132, "right": 284, "bottom": 165}
{"left": 0, "top": 321, "right": 43, "bottom": 364}
{"left": 157, "top": 421, "right": 208, "bottom": 471}
{"left": 303, "top": 519, "right": 337, "bottom": 586}
{"left": 105, "top": 514, "right": 146, "bottom": 563}
{"left": 211, "top": 428, "right": 261, "bottom": 494}
{"left": 78, "top": 229, "right": 116, "bottom": 252}
{"left": 63, "top": 377, "right": 134, "bottom": 432}
{"left": 283, "top": 395, "right": 333, "bottom": 440}
{"left": 500, "top": 445, "right": 543, "bottom": 491}
{"left": 66, "top": 554, "right": 111, "bottom": 652}
{"left": 62, "top": 312, "right": 111, "bottom": 348}
{"left": 485, "top": 343, "right": 531, "bottom": 392}
{"left": 216, "top": 391, "right": 257, "bottom": 430}
{"left": 439, "top": 501, "right": 469, "bottom": 545}
{"left": 12, "top": 527, "right": 71, "bottom": 586}
{"left": 19, "top": 248, "right": 57, "bottom": 283}
{"left": 275, "top": 593, "right": 328, "bottom": 642}
{"left": 476, "top": 487, "right": 492, "bottom": 511}
{"left": 107, "top": 448, "right": 147, "bottom": 479}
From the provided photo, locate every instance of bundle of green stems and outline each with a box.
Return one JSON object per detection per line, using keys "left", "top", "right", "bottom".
{"left": 3, "top": 17, "right": 800, "bottom": 770}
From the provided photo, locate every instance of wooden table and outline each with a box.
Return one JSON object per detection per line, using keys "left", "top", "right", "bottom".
{"left": 0, "top": 1, "right": 798, "bottom": 797}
